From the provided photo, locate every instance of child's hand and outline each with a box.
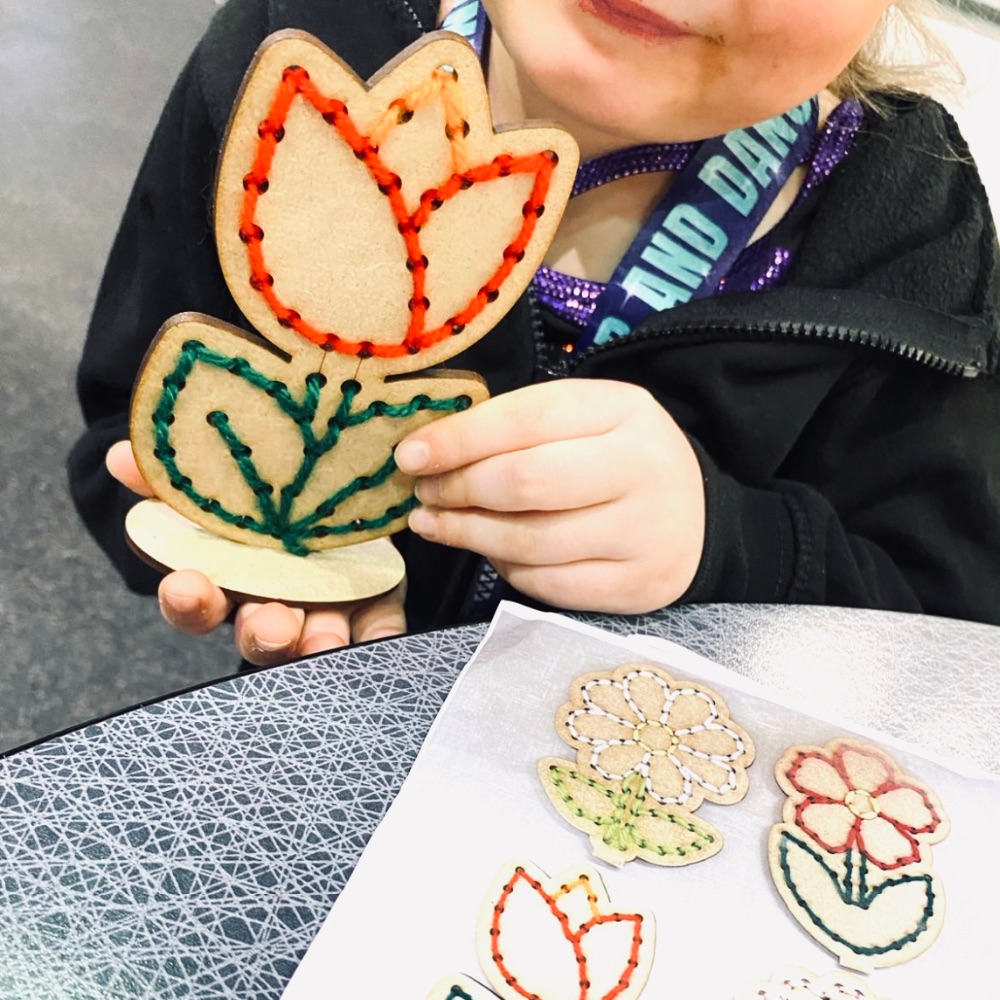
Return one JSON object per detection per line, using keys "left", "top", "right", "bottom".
{"left": 395, "top": 380, "right": 705, "bottom": 613}
{"left": 105, "top": 441, "right": 407, "bottom": 665}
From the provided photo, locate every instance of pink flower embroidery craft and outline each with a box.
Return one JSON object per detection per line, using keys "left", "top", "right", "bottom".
{"left": 769, "top": 738, "right": 950, "bottom": 972}
{"left": 785, "top": 743, "right": 943, "bottom": 870}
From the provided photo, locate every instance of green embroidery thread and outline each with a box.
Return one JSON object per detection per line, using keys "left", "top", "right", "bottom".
{"left": 152, "top": 340, "right": 471, "bottom": 554}
{"left": 778, "top": 830, "right": 936, "bottom": 958}
{"left": 545, "top": 763, "right": 717, "bottom": 859}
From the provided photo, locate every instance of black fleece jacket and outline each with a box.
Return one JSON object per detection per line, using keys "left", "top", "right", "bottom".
{"left": 68, "top": 0, "right": 1000, "bottom": 629}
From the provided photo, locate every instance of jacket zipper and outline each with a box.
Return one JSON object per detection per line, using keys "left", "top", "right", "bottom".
{"left": 567, "top": 319, "right": 982, "bottom": 378}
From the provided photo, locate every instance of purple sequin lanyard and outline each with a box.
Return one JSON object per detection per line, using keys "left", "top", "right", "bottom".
{"left": 440, "top": 1, "right": 819, "bottom": 350}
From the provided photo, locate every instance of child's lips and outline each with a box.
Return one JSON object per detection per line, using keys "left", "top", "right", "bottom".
{"left": 577, "top": 0, "right": 695, "bottom": 42}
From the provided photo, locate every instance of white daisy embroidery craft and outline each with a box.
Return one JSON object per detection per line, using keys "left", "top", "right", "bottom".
{"left": 768, "top": 738, "right": 949, "bottom": 971}
{"left": 539, "top": 663, "right": 755, "bottom": 866}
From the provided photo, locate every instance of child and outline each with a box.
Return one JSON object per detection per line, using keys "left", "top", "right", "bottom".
{"left": 69, "top": 0, "right": 1000, "bottom": 665}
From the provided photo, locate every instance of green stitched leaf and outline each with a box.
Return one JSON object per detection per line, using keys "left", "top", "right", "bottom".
{"left": 540, "top": 760, "right": 627, "bottom": 830}
{"left": 539, "top": 759, "right": 722, "bottom": 866}
{"left": 152, "top": 342, "right": 470, "bottom": 554}
{"left": 625, "top": 803, "right": 720, "bottom": 862}
{"left": 778, "top": 831, "right": 938, "bottom": 960}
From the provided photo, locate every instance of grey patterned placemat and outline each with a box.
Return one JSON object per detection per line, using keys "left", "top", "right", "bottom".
{"left": 1, "top": 604, "right": 997, "bottom": 998}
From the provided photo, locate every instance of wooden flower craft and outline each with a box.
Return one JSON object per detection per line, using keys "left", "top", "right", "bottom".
{"left": 425, "top": 976, "right": 499, "bottom": 1000}
{"left": 426, "top": 860, "right": 655, "bottom": 1000}
{"left": 539, "top": 663, "right": 755, "bottom": 867}
{"left": 736, "top": 966, "right": 891, "bottom": 1000}
{"left": 768, "top": 739, "right": 950, "bottom": 971}
{"left": 127, "top": 30, "right": 577, "bottom": 602}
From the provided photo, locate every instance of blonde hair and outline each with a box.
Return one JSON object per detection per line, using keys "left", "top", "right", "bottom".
{"left": 833, "top": 0, "right": 966, "bottom": 107}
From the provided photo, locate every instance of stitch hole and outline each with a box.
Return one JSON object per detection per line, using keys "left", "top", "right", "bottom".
{"left": 340, "top": 380, "right": 361, "bottom": 395}
{"left": 444, "top": 120, "right": 471, "bottom": 140}
{"left": 377, "top": 173, "right": 403, "bottom": 195}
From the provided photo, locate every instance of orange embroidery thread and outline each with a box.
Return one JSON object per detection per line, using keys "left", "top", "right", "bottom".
{"left": 370, "top": 66, "right": 471, "bottom": 173}
{"left": 240, "top": 65, "right": 557, "bottom": 359}
{"left": 489, "top": 866, "right": 645, "bottom": 1000}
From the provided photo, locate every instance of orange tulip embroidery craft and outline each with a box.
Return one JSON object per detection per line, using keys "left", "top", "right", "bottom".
{"left": 539, "top": 663, "right": 755, "bottom": 866}
{"left": 126, "top": 29, "right": 577, "bottom": 602}
{"left": 478, "top": 860, "right": 655, "bottom": 1000}
{"left": 768, "top": 738, "right": 949, "bottom": 971}
{"left": 427, "top": 861, "right": 654, "bottom": 1000}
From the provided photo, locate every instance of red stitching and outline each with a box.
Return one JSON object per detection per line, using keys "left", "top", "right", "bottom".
{"left": 489, "top": 867, "right": 645, "bottom": 1000}
{"left": 239, "top": 66, "right": 557, "bottom": 358}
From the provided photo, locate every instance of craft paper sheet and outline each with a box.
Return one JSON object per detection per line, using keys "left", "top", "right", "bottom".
{"left": 281, "top": 604, "right": 999, "bottom": 998}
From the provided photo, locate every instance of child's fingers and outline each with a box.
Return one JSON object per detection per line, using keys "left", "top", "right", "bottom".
{"left": 395, "top": 380, "right": 628, "bottom": 476}
{"left": 234, "top": 601, "right": 306, "bottom": 666}
{"left": 494, "top": 557, "right": 668, "bottom": 615}
{"left": 297, "top": 583, "right": 408, "bottom": 654}
{"left": 158, "top": 569, "right": 233, "bottom": 635}
{"left": 296, "top": 607, "right": 354, "bottom": 655}
{"left": 106, "top": 439, "right": 155, "bottom": 497}
{"left": 350, "top": 582, "right": 407, "bottom": 642}
{"left": 414, "top": 435, "right": 627, "bottom": 512}
{"left": 408, "top": 504, "right": 627, "bottom": 567}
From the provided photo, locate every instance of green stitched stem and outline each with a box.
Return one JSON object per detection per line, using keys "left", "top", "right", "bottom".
{"left": 844, "top": 849, "right": 869, "bottom": 906}
{"left": 277, "top": 379, "right": 358, "bottom": 524}
{"left": 601, "top": 771, "right": 642, "bottom": 852}
{"left": 290, "top": 452, "right": 404, "bottom": 533}
{"left": 151, "top": 341, "right": 473, "bottom": 555}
